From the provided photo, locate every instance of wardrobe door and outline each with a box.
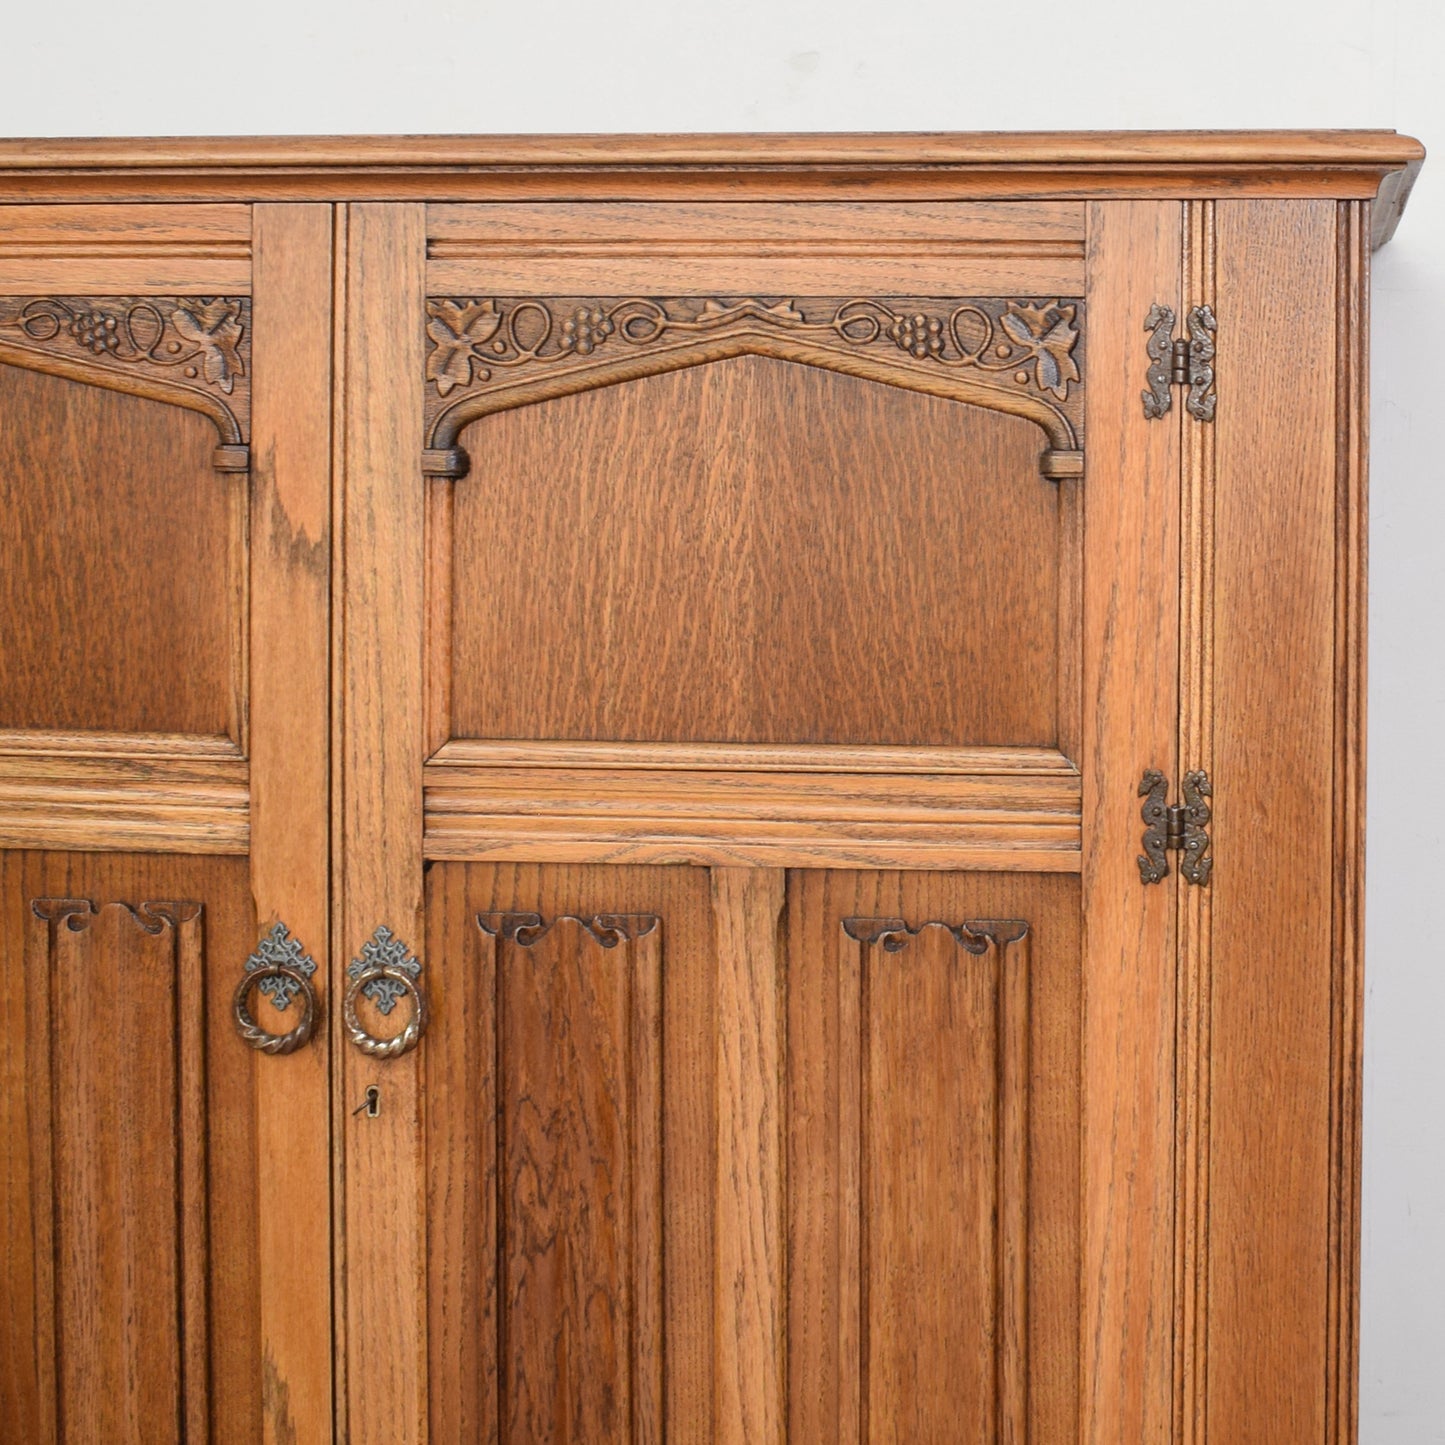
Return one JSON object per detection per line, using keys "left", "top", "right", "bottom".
{"left": 336, "top": 200, "right": 1182, "bottom": 1444}
{"left": 0, "top": 205, "right": 335, "bottom": 1443}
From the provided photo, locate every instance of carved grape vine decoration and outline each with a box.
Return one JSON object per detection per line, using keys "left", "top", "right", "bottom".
{"left": 422, "top": 294, "right": 1083, "bottom": 482}
{"left": 0, "top": 295, "right": 250, "bottom": 456}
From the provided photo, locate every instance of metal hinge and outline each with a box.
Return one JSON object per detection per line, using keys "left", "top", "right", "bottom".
{"left": 1142, "top": 304, "right": 1217, "bottom": 421}
{"left": 1137, "top": 769, "right": 1213, "bottom": 885}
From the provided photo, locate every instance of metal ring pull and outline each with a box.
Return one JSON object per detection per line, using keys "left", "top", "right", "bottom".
{"left": 233, "top": 922, "right": 319, "bottom": 1055}
{"left": 343, "top": 926, "right": 427, "bottom": 1060}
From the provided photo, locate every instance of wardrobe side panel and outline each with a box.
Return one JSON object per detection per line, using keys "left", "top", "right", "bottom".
{"left": 1207, "top": 198, "right": 1343, "bottom": 1442}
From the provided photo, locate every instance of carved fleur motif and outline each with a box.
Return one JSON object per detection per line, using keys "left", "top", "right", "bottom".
{"left": 998, "top": 301, "right": 1081, "bottom": 400}
{"left": 348, "top": 926, "right": 422, "bottom": 1016}
{"left": 425, "top": 298, "right": 501, "bottom": 395}
{"left": 245, "top": 921, "right": 318, "bottom": 1011}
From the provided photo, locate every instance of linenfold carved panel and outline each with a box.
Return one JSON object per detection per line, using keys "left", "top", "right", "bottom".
{"left": 469, "top": 911, "right": 663, "bottom": 1442}
{"left": 833, "top": 915, "right": 1031, "bottom": 1441}
{"left": 23, "top": 899, "right": 210, "bottom": 1441}
{"left": 0, "top": 295, "right": 250, "bottom": 466}
{"left": 422, "top": 293, "right": 1084, "bottom": 479}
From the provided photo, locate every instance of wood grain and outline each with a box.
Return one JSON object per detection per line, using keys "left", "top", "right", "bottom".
{"left": 22, "top": 900, "right": 207, "bottom": 1445}
{"left": 1207, "top": 198, "right": 1338, "bottom": 1443}
{"left": 0, "top": 361, "right": 242, "bottom": 740}
{"left": 711, "top": 868, "right": 786, "bottom": 1445}
{"left": 250, "top": 201, "right": 335, "bottom": 1445}
{"left": 0, "top": 203, "right": 250, "bottom": 292}
{"left": 448, "top": 356, "right": 1067, "bottom": 749}
{"left": 337, "top": 201, "right": 429, "bottom": 1445}
{"left": 851, "top": 918, "right": 1029, "bottom": 1443}
{"left": 1329, "top": 199, "right": 1369, "bottom": 1445}
{"left": 0, "top": 133, "right": 1421, "bottom": 217}
{"left": 469, "top": 913, "right": 664, "bottom": 1443}
{"left": 428, "top": 199, "right": 1086, "bottom": 246}
{"left": 0, "top": 852, "right": 261, "bottom": 1445}
{"left": 786, "top": 870, "right": 1079, "bottom": 1445}
{"left": 1174, "top": 197, "right": 1217, "bottom": 1445}
{"left": 423, "top": 761, "right": 1081, "bottom": 870}
{"left": 0, "top": 751, "right": 248, "bottom": 854}
{"left": 427, "top": 863, "right": 718, "bottom": 1443}
{"left": 426, "top": 256, "right": 1082, "bottom": 298}
{"left": 1080, "top": 200, "right": 1182, "bottom": 1445}
{"left": 429, "top": 739, "right": 1076, "bottom": 773}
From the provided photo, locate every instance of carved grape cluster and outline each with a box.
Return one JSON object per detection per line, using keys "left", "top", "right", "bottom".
{"left": 558, "top": 305, "right": 615, "bottom": 356}
{"left": 67, "top": 310, "right": 122, "bottom": 355}
{"left": 886, "top": 312, "right": 945, "bottom": 359}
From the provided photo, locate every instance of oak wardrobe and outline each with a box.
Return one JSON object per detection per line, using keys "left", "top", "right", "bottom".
{"left": 0, "top": 130, "right": 1424, "bottom": 1444}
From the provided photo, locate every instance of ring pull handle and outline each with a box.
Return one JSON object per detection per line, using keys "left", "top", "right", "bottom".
{"left": 343, "top": 926, "right": 427, "bottom": 1060}
{"left": 233, "top": 922, "right": 319, "bottom": 1055}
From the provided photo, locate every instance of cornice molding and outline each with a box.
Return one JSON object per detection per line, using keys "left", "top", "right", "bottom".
{"left": 0, "top": 131, "right": 1423, "bottom": 243}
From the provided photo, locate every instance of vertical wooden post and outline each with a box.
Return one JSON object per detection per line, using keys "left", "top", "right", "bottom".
{"left": 337, "top": 202, "right": 428, "bottom": 1445}
{"left": 1081, "top": 200, "right": 1183, "bottom": 1445}
{"left": 250, "top": 202, "right": 336, "bottom": 1445}
{"left": 712, "top": 866, "right": 787, "bottom": 1445}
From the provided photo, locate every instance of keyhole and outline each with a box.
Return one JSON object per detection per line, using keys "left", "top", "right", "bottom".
{"left": 353, "top": 1085, "right": 381, "bottom": 1119}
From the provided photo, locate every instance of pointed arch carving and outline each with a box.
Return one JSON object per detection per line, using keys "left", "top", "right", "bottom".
{"left": 0, "top": 295, "right": 250, "bottom": 472}
{"left": 422, "top": 294, "right": 1084, "bottom": 482}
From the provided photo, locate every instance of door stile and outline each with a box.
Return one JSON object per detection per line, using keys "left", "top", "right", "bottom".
{"left": 336, "top": 202, "right": 429, "bottom": 1445}
{"left": 250, "top": 202, "right": 338, "bottom": 1445}
{"left": 1173, "top": 198, "right": 1218, "bottom": 1445}
{"left": 1081, "top": 200, "right": 1184, "bottom": 1445}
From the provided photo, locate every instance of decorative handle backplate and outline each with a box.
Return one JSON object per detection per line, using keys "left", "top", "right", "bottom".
{"left": 233, "top": 922, "right": 319, "bottom": 1055}
{"left": 343, "top": 926, "right": 428, "bottom": 1059}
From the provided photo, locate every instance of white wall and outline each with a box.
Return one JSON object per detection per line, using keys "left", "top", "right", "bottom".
{"left": 3, "top": 2, "right": 1440, "bottom": 1438}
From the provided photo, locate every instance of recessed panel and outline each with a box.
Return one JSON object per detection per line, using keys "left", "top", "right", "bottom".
{"left": 0, "top": 852, "right": 260, "bottom": 1445}
{"left": 448, "top": 356, "right": 1067, "bottom": 748}
{"left": 0, "top": 364, "right": 237, "bottom": 738}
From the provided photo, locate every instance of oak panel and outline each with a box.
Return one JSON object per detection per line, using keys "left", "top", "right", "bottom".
{"left": 449, "top": 356, "right": 1068, "bottom": 749}
{"left": 426, "top": 256, "right": 1084, "bottom": 297}
{"left": 0, "top": 852, "right": 260, "bottom": 1445}
{"left": 1207, "top": 198, "right": 1338, "bottom": 1443}
{"left": 1329, "top": 200, "right": 1369, "bottom": 1445}
{"left": 786, "top": 870, "right": 1079, "bottom": 1445}
{"left": 472, "top": 913, "right": 663, "bottom": 1443}
{"left": 427, "top": 863, "right": 716, "bottom": 1444}
{"left": 0, "top": 363, "right": 240, "bottom": 739}
{"left": 856, "top": 919, "right": 1028, "bottom": 1443}
{"left": 26, "top": 900, "right": 206, "bottom": 1444}
{"left": 428, "top": 200, "right": 1086, "bottom": 247}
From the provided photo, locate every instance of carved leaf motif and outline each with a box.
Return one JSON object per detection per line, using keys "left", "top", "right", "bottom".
{"left": 1000, "top": 302, "right": 1080, "bottom": 400}
{"left": 420, "top": 294, "right": 1086, "bottom": 469}
{"left": 172, "top": 299, "right": 246, "bottom": 395}
{"left": 426, "top": 299, "right": 501, "bottom": 395}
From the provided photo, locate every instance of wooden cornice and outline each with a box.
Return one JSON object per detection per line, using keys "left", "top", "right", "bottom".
{"left": 0, "top": 130, "right": 1424, "bottom": 246}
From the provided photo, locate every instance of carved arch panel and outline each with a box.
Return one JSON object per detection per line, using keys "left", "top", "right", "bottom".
{"left": 422, "top": 293, "right": 1084, "bottom": 481}
{"left": 0, "top": 295, "right": 250, "bottom": 470}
